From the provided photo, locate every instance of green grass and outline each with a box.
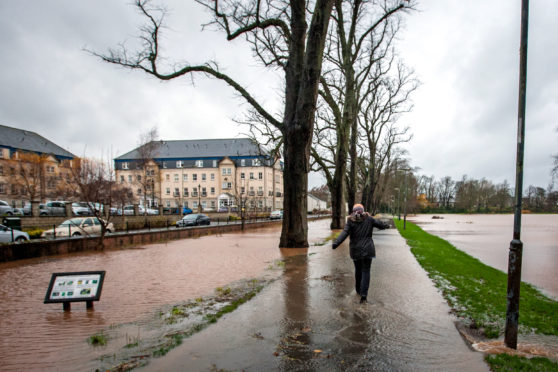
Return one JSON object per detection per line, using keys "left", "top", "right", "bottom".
{"left": 88, "top": 331, "right": 107, "bottom": 346}
{"left": 394, "top": 219, "right": 558, "bottom": 338}
{"left": 485, "top": 354, "right": 558, "bottom": 371}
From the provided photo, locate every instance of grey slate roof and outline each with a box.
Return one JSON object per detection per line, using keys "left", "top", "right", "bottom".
{"left": 0, "top": 124, "right": 75, "bottom": 158}
{"left": 115, "top": 138, "right": 267, "bottom": 160}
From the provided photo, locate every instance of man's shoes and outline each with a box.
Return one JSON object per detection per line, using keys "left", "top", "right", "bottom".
{"left": 360, "top": 296, "right": 367, "bottom": 304}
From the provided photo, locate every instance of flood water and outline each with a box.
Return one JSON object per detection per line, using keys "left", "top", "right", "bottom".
{"left": 408, "top": 214, "right": 558, "bottom": 300}
{"left": 0, "top": 223, "right": 303, "bottom": 371}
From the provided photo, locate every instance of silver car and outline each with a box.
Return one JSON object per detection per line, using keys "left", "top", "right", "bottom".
{"left": 0, "top": 224, "right": 29, "bottom": 243}
{"left": 0, "top": 200, "right": 14, "bottom": 216}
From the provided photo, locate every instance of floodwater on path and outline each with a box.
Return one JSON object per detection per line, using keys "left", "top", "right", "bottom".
{"left": 407, "top": 214, "right": 558, "bottom": 299}
{"left": 0, "top": 222, "right": 319, "bottom": 371}
{"left": 147, "top": 224, "right": 489, "bottom": 372}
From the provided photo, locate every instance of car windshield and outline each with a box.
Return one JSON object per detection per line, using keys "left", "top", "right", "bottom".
{"left": 183, "top": 214, "right": 198, "bottom": 220}
{"left": 60, "top": 218, "right": 83, "bottom": 227}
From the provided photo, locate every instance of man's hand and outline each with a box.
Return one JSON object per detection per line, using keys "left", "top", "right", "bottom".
{"left": 332, "top": 242, "right": 339, "bottom": 249}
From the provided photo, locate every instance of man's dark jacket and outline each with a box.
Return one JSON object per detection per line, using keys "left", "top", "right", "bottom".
{"left": 332, "top": 214, "right": 388, "bottom": 259}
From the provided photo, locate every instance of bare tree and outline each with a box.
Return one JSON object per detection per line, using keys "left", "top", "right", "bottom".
{"left": 136, "top": 127, "right": 161, "bottom": 212}
{"left": 94, "top": 0, "right": 335, "bottom": 247}
{"left": 9, "top": 152, "right": 49, "bottom": 209}
{"left": 64, "top": 157, "right": 132, "bottom": 246}
{"left": 311, "top": 0, "right": 414, "bottom": 227}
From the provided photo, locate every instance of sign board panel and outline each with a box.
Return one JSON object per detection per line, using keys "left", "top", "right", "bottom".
{"left": 44, "top": 271, "right": 105, "bottom": 303}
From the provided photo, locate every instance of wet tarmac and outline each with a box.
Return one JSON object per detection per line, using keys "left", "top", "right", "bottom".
{"left": 147, "top": 223, "right": 489, "bottom": 372}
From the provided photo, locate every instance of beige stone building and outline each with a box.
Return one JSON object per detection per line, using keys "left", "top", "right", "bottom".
{"left": 114, "top": 138, "right": 284, "bottom": 212}
{"left": 0, "top": 124, "right": 76, "bottom": 207}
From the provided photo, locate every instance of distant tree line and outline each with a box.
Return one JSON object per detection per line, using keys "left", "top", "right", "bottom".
{"left": 408, "top": 174, "right": 558, "bottom": 214}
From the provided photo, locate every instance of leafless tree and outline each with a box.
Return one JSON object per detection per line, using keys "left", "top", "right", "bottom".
{"left": 135, "top": 127, "right": 161, "bottom": 211}
{"left": 65, "top": 157, "right": 132, "bottom": 246}
{"left": 310, "top": 0, "right": 414, "bottom": 227}
{"left": 94, "top": 0, "right": 334, "bottom": 247}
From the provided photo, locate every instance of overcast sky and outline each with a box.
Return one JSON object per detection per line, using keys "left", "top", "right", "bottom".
{"left": 0, "top": 1, "right": 556, "bottom": 189}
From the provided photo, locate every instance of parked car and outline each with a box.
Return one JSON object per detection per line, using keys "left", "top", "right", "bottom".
{"left": 182, "top": 207, "right": 193, "bottom": 215}
{"left": 0, "top": 223, "right": 29, "bottom": 243}
{"left": 0, "top": 200, "right": 14, "bottom": 216}
{"left": 41, "top": 217, "right": 114, "bottom": 238}
{"left": 72, "top": 202, "right": 93, "bottom": 216}
{"left": 39, "top": 201, "right": 67, "bottom": 216}
{"left": 176, "top": 213, "right": 211, "bottom": 227}
{"left": 269, "top": 210, "right": 283, "bottom": 220}
{"left": 122, "top": 205, "right": 159, "bottom": 215}
{"left": 12, "top": 208, "right": 25, "bottom": 216}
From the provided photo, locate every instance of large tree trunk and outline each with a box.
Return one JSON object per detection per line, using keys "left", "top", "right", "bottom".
{"left": 279, "top": 0, "right": 334, "bottom": 248}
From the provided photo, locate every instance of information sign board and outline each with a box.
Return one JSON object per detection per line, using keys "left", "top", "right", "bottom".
{"left": 44, "top": 271, "right": 106, "bottom": 304}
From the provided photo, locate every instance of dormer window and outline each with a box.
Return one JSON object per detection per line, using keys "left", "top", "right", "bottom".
{"left": 195, "top": 160, "right": 203, "bottom": 168}
{"left": 177, "top": 161, "right": 184, "bottom": 168}
{"left": 122, "top": 162, "right": 129, "bottom": 170}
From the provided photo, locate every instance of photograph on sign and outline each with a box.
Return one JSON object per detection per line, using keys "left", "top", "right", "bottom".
{"left": 44, "top": 271, "right": 105, "bottom": 304}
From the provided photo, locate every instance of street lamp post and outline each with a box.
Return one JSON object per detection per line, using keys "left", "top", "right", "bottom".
{"left": 505, "top": 0, "right": 529, "bottom": 350}
{"left": 198, "top": 184, "right": 201, "bottom": 212}
{"left": 403, "top": 169, "right": 408, "bottom": 230}
{"left": 393, "top": 188, "right": 399, "bottom": 219}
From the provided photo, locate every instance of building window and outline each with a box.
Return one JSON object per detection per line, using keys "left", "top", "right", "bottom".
{"left": 137, "top": 175, "right": 142, "bottom": 182}
{"left": 241, "top": 159, "right": 246, "bottom": 166}
{"left": 183, "top": 187, "right": 189, "bottom": 196}
{"left": 193, "top": 201, "right": 198, "bottom": 209}
{"left": 11, "top": 184, "right": 18, "bottom": 195}
{"left": 211, "top": 187, "right": 215, "bottom": 195}
{"left": 222, "top": 182, "right": 232, "bottom": 190}
{"left": 222, "top": 168, "right": 231, "bottom": 175}
{"left": 212, "top": 160, "right": 217, "bottom": 167}
{"left": 250, "top": 172, "right": 254, "bottom": 180}
{"left": 177, "top": 160, "right": 184, "bottom": 168}
{"left": 120, "top": 175, "right": 125, "bottom": 182}
{"left": 202, "top": 201, "right": 207, "bottom": 209}
{"left": 241, "top": 172, "right": 245, "bottom": 179}
{"left": 202, "top": 173, "right": 206, "bottom": 181}
{"left": 174, "top": 174, "right": 179, "bottom": 182}
{"left": 241, "top": 187, "right": 245, "bottom": 194}
{"left": 211, "top": 201, "right": 216, "bottom": 208}
{"left": 122, "top": 162, "right": 129, "bottom": 170}
{"left": 166, "top": 187, "right": 170, "bottom": 195}
{"left": 202, "top": 187, "right": 207, "bottom": 197}
{"left": 195, "top": 160, "right": 203, "bottom": 168}
{"left": 174, "top": 187, "right": 179, "bottom": 196}
{"left": 0, "top": 183, "right": 5, "bottom": 194}
{"left": 210, "top": 173, "right": 215, "bottom": 181}
{"left": 183, "top": 174, "right": 188, "bottom": 182}
{"left": 193, "top": 173, "right": 197, "bottom": 181}
{"left": 259, "top": 172, "right": 263, "bottom": 180}
{"left": 192, "top": 188, "right": 198, "bottom": 197}
{"left": 166, "top": 201, "right": 171, "bottom": 207}
{"left": 128, "top": 175, "right": 133, "bottom": 182}
{"left": 166, "top": 174, "right": 170, "bottom": 181}
{"left": 138, "top": 188, "right": 142, "bottom": 195}
{"left": 252, "top": 158, "right": 261, "bottom": 166}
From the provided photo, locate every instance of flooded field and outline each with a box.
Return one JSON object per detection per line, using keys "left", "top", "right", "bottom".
{"left": 0, "top": 222, "right": 333, "bottom": 371}
{"left": 408, "top": 214, "right": 558, "bottom": 300}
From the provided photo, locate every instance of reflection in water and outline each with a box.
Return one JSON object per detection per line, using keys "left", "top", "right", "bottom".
{"left": 408, "top": 214, "right": 558, "bottom": 299}
{"left": 0, "top": 224, "right": 285, "bottom": 371}
{"left": 278, "top": 250, "right": 312, "bottom": 365}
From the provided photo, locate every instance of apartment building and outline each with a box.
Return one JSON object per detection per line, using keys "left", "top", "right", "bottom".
{"left": 114, "top": 138, "right": 284, "bottom": 212}
{"left": 0, "top": 124, "right": 76, "bottom": 206}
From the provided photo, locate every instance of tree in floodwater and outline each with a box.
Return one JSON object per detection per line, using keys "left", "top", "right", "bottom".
{"left": 94, "top": 0, "right": 334, "bottom": 247}
{"left": 311, "top": 0, "right": 414, "bottom": 226}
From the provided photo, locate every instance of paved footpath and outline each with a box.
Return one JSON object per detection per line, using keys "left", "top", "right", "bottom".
{"left": 147, "top": 223, "right": 490, "bottom": 371}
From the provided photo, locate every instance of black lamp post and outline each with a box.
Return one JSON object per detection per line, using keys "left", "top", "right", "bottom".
{"left": 198, "top": 184, "right": 201, "bottom": 211}
{"left": 505, "top": 0, "right": 529, "bottom": 350}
